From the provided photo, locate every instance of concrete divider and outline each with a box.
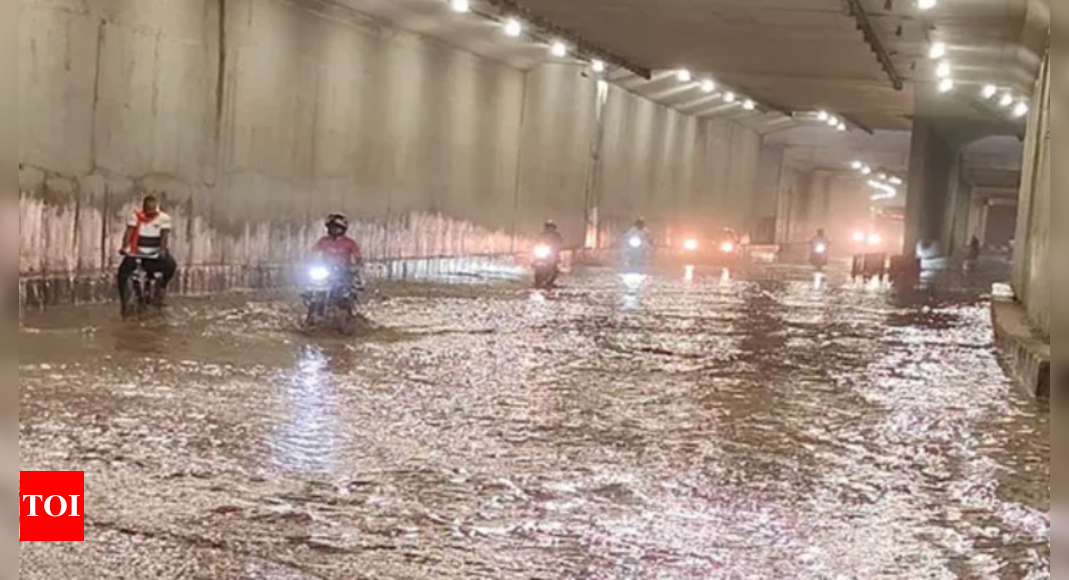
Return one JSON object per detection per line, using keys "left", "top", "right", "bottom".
{"left": 991, "top": 299, "right": 1051, "bottom": 400}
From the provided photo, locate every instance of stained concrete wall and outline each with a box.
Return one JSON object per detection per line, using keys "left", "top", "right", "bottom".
{"left": 1012, "top": 49, "right": 1050, "bottom": 336}
{"left": 19, "top": 0, "right": 763, "bottom": 302}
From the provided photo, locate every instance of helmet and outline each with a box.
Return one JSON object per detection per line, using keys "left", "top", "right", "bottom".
{"left": 326, "top": 214, "right": 349, "bottom": 234}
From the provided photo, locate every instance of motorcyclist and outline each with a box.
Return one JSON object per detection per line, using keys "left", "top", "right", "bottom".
{"left": 537, "top": 220, "right": 565, "bottom": 257}
{"left": 118, "top": 195, "right": 178, "bottom": 314}
{"left": 812, "top": 228, "right": 829, "bottom": 247}
{"left": 624, "top": 219, "right": 652, "bottom": 249}
{"left": 967, "top": 236, "right": 981, "bottom": 262}
{"left": 311, "top": 214, "right": 363, "bottom": 289}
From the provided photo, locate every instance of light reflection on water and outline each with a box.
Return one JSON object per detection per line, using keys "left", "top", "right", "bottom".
{"left": 18, "top": 265, "right": 1048, "bottom": 578}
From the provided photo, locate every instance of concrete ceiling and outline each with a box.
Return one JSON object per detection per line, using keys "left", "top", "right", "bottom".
{"left": 312, "top": 0, "right": 1047, "bottom": 135}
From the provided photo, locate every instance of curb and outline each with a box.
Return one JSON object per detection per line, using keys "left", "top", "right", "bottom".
{"left": 991, "top": 299, "right": 1050, "bottom": 400}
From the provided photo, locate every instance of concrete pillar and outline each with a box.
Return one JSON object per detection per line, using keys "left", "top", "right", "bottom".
{"left": 752, "top": 146, "right": 785, "bottom": 244}
{"left": 904, "top": 118, "right": 963, "bottom": 256}
{"left": 1012, "top": 48, "right": 1050, "bottom": 336}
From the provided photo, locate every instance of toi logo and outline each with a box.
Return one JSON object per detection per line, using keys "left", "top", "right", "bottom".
{"left": 20, "top": 471, "right": 85, "bottom": 542}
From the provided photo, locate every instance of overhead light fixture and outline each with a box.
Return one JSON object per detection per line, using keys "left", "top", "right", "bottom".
{"left": 861, "top": 165, "right": 873, "bottom": 175}
{"left": 827, "top": 115, "right": 839, "bottom": 126}
{"left": 981, "top": 85, "right": 998, "bottom": 99}
{"left": 928, "top": 43, "right": 947, "bottom": 59}
{"left": 700, "top": 79, "right": 716, "bottom": 93}
{"left": 889, "top": 176, "right": 903, "bottom": 185}
{"left": 818, "top": 111, "right": 830, "bottom": 121}
{"left": 999, "top": 93, "right": 1014, "bottom": 107}
{"left": 918, "top": 0, "right": 937, "bottom": 10}
{"left": 837, "top": 122, "right": 847, "bottom": 131}
{"left": 1013, "top": 102, "right": 1030, "bottom": 117}
{"left": 938, "top": 78, "right": 954, "bottom": 92}
{"left": 935, "top": 61, "right": 951, "bottom": 78}
{"left": 449, "top": 0, "right": 470, "bottom": 13}
{"left": 743, "top": 99, "right": 756, "bottom": 110}
{"left": 503, "top": 18, "right": 523, "bottom": 37}
{"left": 851, "top": 161, "right": 864, "bottom": 170}
{"left": 591, "top": 60, "right": 606, "bottom": 73}
{"left": 676, "top": 69, "right": 692, "bottom": 82}
{"left": 550, "top": 41, "right": 567, "bottom": 57}
{"left": 724, "top": 92, "right": 736, "bottom": 103}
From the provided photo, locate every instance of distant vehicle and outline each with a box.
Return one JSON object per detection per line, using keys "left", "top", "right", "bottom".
{"left": 531, "top": 244, "right": 560, "bottom": 289}
{"left": 679, "top": 229, "right": 744, "bottom": 265}
{"left": 810, "top": 240, "right": 829, "bottom": 271}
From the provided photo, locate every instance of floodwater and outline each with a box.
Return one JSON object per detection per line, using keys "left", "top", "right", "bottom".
{"left": 20, "top": 265, "right": 1049, "bottom": 579}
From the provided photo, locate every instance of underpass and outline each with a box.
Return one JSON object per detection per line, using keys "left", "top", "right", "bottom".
{"left": 20, "top": 266, "right": 1049, "bottom": 578}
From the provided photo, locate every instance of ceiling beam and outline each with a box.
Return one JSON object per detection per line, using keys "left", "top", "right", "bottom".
{"left": 844, "top": 0, "right": 905, "bottom": 90}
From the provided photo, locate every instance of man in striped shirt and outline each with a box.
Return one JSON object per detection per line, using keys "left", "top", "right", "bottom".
{"left": 117, "top": 195, "right": 178, "bottom": 313}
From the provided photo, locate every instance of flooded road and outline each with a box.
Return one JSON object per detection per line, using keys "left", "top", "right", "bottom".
{"left": 20, "top": 265, "right": 1049, "bottom": 579}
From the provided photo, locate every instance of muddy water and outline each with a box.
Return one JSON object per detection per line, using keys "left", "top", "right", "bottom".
{"left": 20, "top": 266, "right": 1049, "bottom": 579}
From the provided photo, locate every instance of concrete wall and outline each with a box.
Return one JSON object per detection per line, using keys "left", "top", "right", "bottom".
{"left": 1013, "top": 48, "right": 1050, "bottom": 336}
{"left": 19, "top": 0, "right": 763, "bottom": 303}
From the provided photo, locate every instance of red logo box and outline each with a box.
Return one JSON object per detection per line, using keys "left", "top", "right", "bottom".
{"left": 20, "top": 471, "right": 85, "bottom": 542}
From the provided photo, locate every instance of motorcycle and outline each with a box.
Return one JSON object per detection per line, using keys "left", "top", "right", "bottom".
{"left": 810, "top": 241, "right": 829, "bottom": 270}
{"left": 122, "top": 253, "right": 165, "bottom": 319}
{"left": 532, "top": 245, "right": 560, "bottom": 290}
{"left": 301, "top": 263, "right": 358, "bottom": 328}
{"left": 623, "top": 234, "right": 650, "bottom": 272}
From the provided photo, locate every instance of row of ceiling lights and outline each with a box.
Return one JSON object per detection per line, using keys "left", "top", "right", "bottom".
{"left": 850, "top": 161, "right": 903, "bottom": 200}
{"left": 671, "top": 69, "right": 756, "bottom": 111}
{"left": 447, "top": 0, "right": 609, "bottom": 72}
{"left": 923, "top": 21, "right": 1031, "bottom": 118}
{"left": 449, "top": 1, "right": 763, "bottom": 115}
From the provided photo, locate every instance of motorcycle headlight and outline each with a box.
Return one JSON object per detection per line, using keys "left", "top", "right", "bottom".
{"left": 309, "top": 266, "right": 331, "bottom": 282}
{"left": 720, "top": 242, "right": 735, "bottom": 253}
{"left": 868, "top": 234, "right": 883, "bottom": 246}
{"left": 683, "top": 239, "right": 699, "bottom": 251}
{"left": 629, "top": 237, "right": 644, "bottom": 249}
{"left": 815, "top": 244, "right": 827, "bottom": 254}
{"left": 533, "top": 245, "right": 552, "bottom": 259}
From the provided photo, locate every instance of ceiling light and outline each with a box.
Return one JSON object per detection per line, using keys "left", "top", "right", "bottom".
{"left": 929, "top": 43, "right": 947, "bottom": 59}
{"left": 935, "top": 61, "right": 951, "bottom": 78}
{"left": 591, "top": 60, "right": 605, "bottom": 73}
{"left": 837, "top": 122, "right": 847, "bottom": 131}
{"left": 981, "top": 85, "right": 998, "bottom": 99}
{"left": 851, "top": 161, "right": 864, "bottom": 170}
{"left": 827, "top": 115, "right": 839, "bottom": 126}
{"left": 550, "top": 41, "right": 567, "bottom": 57}
{"left": 938, "top": 78, "right": 954, "bottom": 92}
{"left": 999, "top": 93, "right": 1014, "bottom": 107}
{"left": 1013, "top": 102, "right": 1030, "bottom": 117}
{"left": 743, "top": 99, "right": 756, "bottom": 110}
{"left": 861, "top": 166, "right": 872, "bottom": 175}
{"left": 449, "top": 0, "right": 470, "bottom": 13}
{"left": 818, "top": 111, "right": 829, "bottom": 121}
{"left": 676, "top": 69, "right": 692, "bottom": 82}
{"left": 889, "top": 176, "right": 904, "bottom": 185}
{"left": 724, "top": 92, "right": 736, "bottom": 103}
{"left": 878, "top": 173, "right": 888, "bottom": 180}
{"left": 701, "top": 79, "right": 716, "bottom": 93}
{"left": 918, "top": 0, "right": 936, "bottom": 10}
{"left": 503, "top": 18, "right": 522, "bottom": 37}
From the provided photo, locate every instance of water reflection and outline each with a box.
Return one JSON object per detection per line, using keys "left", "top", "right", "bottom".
{"left": 267, "top": 346, "right": 342, "bottom": 477}
{"left": 18, "top": 267, "right": 1048, "bottom": 578}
